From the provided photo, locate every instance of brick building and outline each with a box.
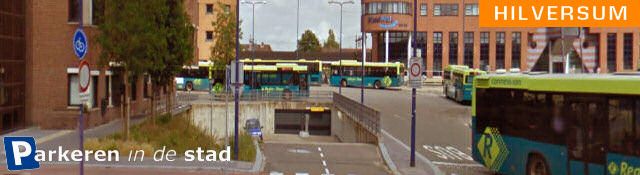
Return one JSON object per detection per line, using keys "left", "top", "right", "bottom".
{"left": 362, "top": 0, "right": 640, "bottom": 77}
{"left": 0, "top": 0, "right": 204, "bottom": 132}
{"left": 197, "top": 0, "right": 237, "bottom": 61}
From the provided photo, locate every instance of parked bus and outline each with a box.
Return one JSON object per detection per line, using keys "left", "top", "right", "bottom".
{"left": 446, "top": 68, "right": 486, "bottom": 103}
{"left": 443, "top": 65, "right": 469, "bottom": 96}
{"left": 176, "top": 61, "right": 213, "bottom": 91}
{"left": 241, "top": 59, "right": 323, "bottom": 85}
{"left": 472, "top": 74, "right": 640, "bottom": 175}
{"left": 329, "top": 60, "right": 405, "bottom": 89}
{"left": 243, "top": 63, "right": 310, "bottom": 99}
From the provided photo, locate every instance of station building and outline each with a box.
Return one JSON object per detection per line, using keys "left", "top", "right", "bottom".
{"left": 0, "top": 0, "right": 232, "bottom": 133}
{"left": 361, "top": 0, "right": 640, "bottom": 77}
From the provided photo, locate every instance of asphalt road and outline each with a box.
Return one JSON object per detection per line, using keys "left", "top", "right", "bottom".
{"left": 263, "top": 142, "right": 390, "bottom": 175}
{"left": 312, "top": 85, "right": 490, "bottom": 175}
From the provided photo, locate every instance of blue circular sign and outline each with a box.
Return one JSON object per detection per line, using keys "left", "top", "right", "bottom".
{"left": 73, "top": 28, "right": 88, "bottom": 60}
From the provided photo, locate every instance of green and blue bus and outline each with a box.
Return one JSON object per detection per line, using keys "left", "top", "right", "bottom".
{"left": 241, "top": 59, "right": 323, "bottom": 85}
{"left": 329, "top": 60, "right": 405, "bottom": 89}
{"left": 446, "top": 68, "right": 485, "bottom": 103}
{"left": 443, "top": 65, "right": 469, "bottom": 98}
{"left": 243, "top": 63, "right": 310, "bottom": 99}
{"left": 176, "top": 61, "right": 213, "bottom": 91}
{"left": 472, "top": 74, "right": 640, "bottom": 175}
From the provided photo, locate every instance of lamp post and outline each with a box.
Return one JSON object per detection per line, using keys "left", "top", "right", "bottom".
{"left": 241, "top": 0, "right": 266, "bottom": 89}
{"left": 329, "top": 0, "right": 353, "bottom": 94}
{"left": 296, "top": 0, "right": 299, "bottom": 60}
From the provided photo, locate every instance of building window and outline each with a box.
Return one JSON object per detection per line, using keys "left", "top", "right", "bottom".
{"left": 68, "top": 74, "right": 98, "bottom": 108}
{"left": 496, "top": 32, "right": 506, "bottom": 69}
{"left": 420, "top": 4, "right": 428, "bottom": 16}
{"left": 365, "top": 2, "right": 412, "bottom": 15}
{"left": 92, "top": 0, "right": 105, "bottom": 25}
{"left": 434, "top": 4, "right": 458, "bottom": 16}
{"left": 206, "top": 4, "right": 214, "bottom": 14}
{"left": 225, "top": 5, "right": 231, "bottom": 13}
{"left": 512, "top": 32, "right": 522, "bottom": 69}
{"left": 206, "top": 31, "right": 213, "bottom": 42}
{"left": 480, "top": 32, "right": 490, "bottom": 71}
{"left": 131, "top": 78, "right": 137, "bottom": 101}
{"left": 434, "top": 32, "right": 443, "bottom": 75}
{"left": 377, "top": 32, "right": 424, "bottom": 64}
{"left": 449, "top": 32, "right": 458, "bottom": 65}
{"left": 624, "top": 33, "right": 633, "bottom": 70}
{"left": 465, "top": 4, "right": 479, "bottom": 16}
{"left": 607, "top": 33, "right": 617, "bottom": 72}
{"left": 69, "top": 0, "right": 80, "bottom": 22}
{"left": 464, "top": 32, "right": 474, "bottom": 67}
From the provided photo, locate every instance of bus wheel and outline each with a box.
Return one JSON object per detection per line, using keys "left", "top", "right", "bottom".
{"left": 186, "top": 82, "right": 194, "bottom": 91}
{"left": 282, "top": 90, "right": 292, "bottom": 100}
{"left": 526, "top": 154, "right": 550, "bottom": 175}
{"left": 374, "top": 81, "right": 382, "bottom": 89}
{"left": 341, "top": 79, "right": 347, "bottom": 87}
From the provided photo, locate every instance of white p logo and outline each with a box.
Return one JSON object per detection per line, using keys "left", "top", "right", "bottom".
{"left": 11, "top": 141, "right": 32, "bottom": 166}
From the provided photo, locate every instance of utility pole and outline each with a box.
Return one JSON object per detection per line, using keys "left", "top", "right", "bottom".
{"left": 329, "top": 0, "right": 353, "bottom": 94}
{"left": 410, "top": 0, "right": 417, "bottom": 167}
{"left": 234, "top": 0, "right": 240, "bottom": 160}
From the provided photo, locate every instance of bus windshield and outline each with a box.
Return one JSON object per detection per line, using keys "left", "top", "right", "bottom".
{"left": 465, "top": 74, "right": 475, "bottom": 84}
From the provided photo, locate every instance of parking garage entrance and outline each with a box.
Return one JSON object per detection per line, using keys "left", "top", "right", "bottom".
{"left": 274, "top": 108, "right": 330, "bottom": 136}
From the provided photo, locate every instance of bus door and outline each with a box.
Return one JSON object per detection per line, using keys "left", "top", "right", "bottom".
{"left": 565, "top": 97, "right": 607, "bottom": 175}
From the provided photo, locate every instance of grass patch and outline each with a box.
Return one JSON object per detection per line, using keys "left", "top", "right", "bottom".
{"left": 84, "top": 113, "right": 256, "bottom": 161}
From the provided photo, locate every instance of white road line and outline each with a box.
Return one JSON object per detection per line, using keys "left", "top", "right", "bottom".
{"left": 325, "top": 168, "right": 330, "bottom": 174}
{"left": 320, "top": 153, "right": 324, "bottom": 158}
{"left": 295, "top": 173, "right": 309, "bottom": 175}
{"left": 270, "top": 172, "right": 283, "bottom": 175}
{"left": 322, "top": 160, "right": 327, "bottom": 166}
{"left": 431, "top": 161, "right": 484, "bottom": 167}
{"left": 318, "top": 147, "right": 322, "bottom": 152}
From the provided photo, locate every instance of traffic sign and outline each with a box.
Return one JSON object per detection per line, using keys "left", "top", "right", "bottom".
{"left": 78, "top": 60, "right": 91, "bottom": 93}
{"left": 408, "top": 57, "right": 423, "bottom": 88}
{"left": 73, "top": 28, "right": 88, "bottom": 60}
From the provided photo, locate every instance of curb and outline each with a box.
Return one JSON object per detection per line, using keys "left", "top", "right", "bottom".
{"left": 251, "top": 139, "right": 263, "bottom": 172}
{"left": 378, "top": 142, "right": 402, "bottom": 175}
{"left": 381, "top": 129, "right": 443, "bottom": 175}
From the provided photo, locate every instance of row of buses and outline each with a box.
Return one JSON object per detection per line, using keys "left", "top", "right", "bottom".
{"left": 175, "top": 59, "right": 405, "bottom": 92}
{"left": 443, "top": 65, "right": 486, "bottom": 103}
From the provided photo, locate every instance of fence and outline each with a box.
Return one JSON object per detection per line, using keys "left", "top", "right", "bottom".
{"left": 176, "top": 90, "right": 334, "bottom": 103}
{"left": 332, "top": 92, "right": 380, "bottom": 136}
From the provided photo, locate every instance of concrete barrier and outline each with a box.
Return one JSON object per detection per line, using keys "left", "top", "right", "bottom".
{"left": 331, "top": 93, "right": 380, "bottom": 144}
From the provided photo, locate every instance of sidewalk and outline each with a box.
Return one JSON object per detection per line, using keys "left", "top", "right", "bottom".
{"left": 380, "top": 130, "right": 442, "bottom": 175}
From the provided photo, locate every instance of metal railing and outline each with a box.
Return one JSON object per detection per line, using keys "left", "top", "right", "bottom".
{"left": 332, "top": 92, "right": 380, "bottom": 136}
{"left": 176, "top": 90, "right": 334, "bottom": 103}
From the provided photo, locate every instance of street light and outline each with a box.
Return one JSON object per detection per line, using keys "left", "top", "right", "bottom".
{"left": 329, "top": 0, "right": 353, "bottom": 94}
{"left": 241, "top": 0, "right": 266, "bottom": 89}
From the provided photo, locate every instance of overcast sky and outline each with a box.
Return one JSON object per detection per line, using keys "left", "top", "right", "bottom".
{"left": 239, "top": 0, "right": 370, "bottom": 51}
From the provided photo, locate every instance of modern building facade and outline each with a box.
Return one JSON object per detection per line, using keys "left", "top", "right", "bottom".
{"left": 362, "top": 0, "right": 640, "bottom": 77}
{"left": 0, "top": 0, "right": 200, "bottom": 132}
{"left": 196, "top": 0, "right": 236, "bottom": 61}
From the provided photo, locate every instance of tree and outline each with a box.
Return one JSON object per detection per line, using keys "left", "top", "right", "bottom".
{"left": 146, "top": 0, "right": 194, "bottom": 124}
{"left": 96, "top": 0, "right": 193, "bottom": 139}
{"left": 323, "top": 29, "right": 339, "bottom": 50}
{"left": 298, "top": 30, "right": 321, "bottom": 52}
{"left": 211, "top": 2, "right": 242, "bottom": 71}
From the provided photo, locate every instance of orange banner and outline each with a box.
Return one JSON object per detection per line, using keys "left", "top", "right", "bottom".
{"left": 479, "top": 0, "right": 640, "bottom": 27}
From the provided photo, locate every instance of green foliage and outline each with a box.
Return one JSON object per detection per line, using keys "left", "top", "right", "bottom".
{"left": 95, "top": 0, "right": 193, "bottom": 87}
{"left": 211, "top": 2, "right": 243, "bottom": 70}
{"left": 323, "top": 29, "right": 339, "bottom": 50}
{"left": 230, "top": 132, "right": 257, "bottom": 161}
{"left": 298, "top": 30, "right": 321, "bottom": 52}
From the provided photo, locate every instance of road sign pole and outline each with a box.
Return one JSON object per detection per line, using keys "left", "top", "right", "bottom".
{"left": 410, "top": 0, "right": 417, "bottom": 168}
{"left": 234, "top": 0, "right": 240, "bottom": 160}
{"left": 78, "top": 0, "right": 84, "bottom": 174}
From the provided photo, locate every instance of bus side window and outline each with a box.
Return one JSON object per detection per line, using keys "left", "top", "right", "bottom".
{"left": 608, "top": 98, "right": 635, "bottom": 155}
{"left": 636, "top": 99, "right": 640, "bottom": 156}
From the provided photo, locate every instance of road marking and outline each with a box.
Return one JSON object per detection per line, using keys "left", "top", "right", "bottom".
{"left": 288, "top": 149, "right": 311, "bottom": 154}
{"left": 320, "top": 153, "right": 324, "bottom": 158}
{"left": 322, "top": 160, "right": 327, "bottom": 166}
{"left": 431, "top": 161, "right": 484, "bottom": 167}
{"left": 295, "top": 173, "right": 309, "bottom": 175}
{"left": 325, "top": 168, "right": 330, "bottom": 174}
{"left": 318, "top": 147, "right": 322, "bottom": 152}
{"left": 467, "top": 147, "right": 471, "bottom": 151}
{"left": 423, "top": 145, "right": 473, "bottom": 161}
{"left": 270, "top": 172, "right": 283, "bottom": 175}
